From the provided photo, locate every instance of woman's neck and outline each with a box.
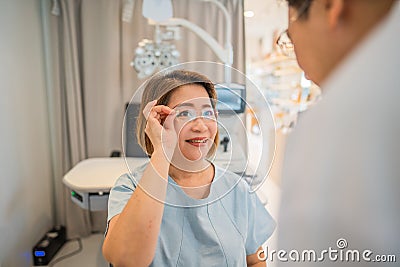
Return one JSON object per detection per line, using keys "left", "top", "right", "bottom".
{"left": 168, "top": 160, "right": 214, "bottom": 187}
{"left": 169, "top": 161, "right": 215, "bottom": 199}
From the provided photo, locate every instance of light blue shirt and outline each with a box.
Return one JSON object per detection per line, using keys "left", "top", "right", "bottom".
{"left": 107, "top": 163, "right": 275, "bottom": 266}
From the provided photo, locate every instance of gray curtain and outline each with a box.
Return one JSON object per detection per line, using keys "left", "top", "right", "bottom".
{"left": 44, "top": 0, "right": 245, "bottom": 238}
{"left": 44, "top": 0, "right": 93, "bottom": 238}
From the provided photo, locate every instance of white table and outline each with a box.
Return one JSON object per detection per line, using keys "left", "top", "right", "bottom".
{"left": 63, "top": 157, "right": 148, "bottom": 211}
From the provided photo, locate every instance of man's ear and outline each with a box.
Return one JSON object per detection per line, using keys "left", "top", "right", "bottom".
{"left": 326, "top": 0, "right": 344, "bottom": 29}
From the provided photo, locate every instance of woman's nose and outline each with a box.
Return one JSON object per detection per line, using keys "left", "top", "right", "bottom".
{"left": 190, "top": 117, "right": 208, "bottom": 132}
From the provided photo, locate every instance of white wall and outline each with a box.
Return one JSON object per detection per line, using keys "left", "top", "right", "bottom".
{"left": 0, "top": 1, "right": 54, "bottom": 266}
{"left": 244, "top": 0, "right": 287, "bottom": 61}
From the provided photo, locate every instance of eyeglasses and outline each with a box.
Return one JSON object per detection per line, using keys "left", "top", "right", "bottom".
{"left": 174, "top": 107, "right": 217, "bottom": 123}
{"left": 276, "top": 0, "right": 312, "bottom": 57}
{"left": 276, "top": 30, "right": 295, "bottom": 57}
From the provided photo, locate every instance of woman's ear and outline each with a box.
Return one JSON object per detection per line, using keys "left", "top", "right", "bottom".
{"left": 326, "top": 0, "right": 344, "bottom": 29}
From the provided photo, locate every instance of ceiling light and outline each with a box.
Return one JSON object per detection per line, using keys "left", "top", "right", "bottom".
{"left": 244, "top": 10, "right": 254, "bottom": 18}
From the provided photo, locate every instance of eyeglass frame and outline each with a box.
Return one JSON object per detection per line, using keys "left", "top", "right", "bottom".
{"left": 276, "top": 0, "right": 313, "bottom": 57}
{"left": 173, "top": 106, "right": 218, "bottom": 124}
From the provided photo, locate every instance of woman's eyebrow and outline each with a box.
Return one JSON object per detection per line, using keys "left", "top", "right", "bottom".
{"left": 172, "top": 102, "right": 194, "bottom": 109}
{"left": 202, "top": 104, "right": 212, "bottom": 108}
{"left": 172, "top": 103, "right": 212, "bottom": 109}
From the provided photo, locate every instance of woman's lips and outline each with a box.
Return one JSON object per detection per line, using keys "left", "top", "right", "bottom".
{"left": 185, "top": 137, "right": 208, "bottom": 146}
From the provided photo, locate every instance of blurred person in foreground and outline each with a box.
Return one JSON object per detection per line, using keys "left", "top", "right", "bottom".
{"left": 275, "top": 0, "right": 399, "bottom": 266}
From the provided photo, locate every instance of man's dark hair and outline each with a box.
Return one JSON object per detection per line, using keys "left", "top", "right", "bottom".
{"left": 286, "top": 0, "right": 313, "bottom": 19}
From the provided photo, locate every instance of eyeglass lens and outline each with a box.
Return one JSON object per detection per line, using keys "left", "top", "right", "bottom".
{"left": 175, "top": 108, "right": 217, "bottom": 122}
{"left": 277, "top": 30, "right": 294, "bottom": 57}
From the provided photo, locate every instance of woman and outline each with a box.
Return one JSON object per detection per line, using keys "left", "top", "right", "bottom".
{"left": 103, "top": 70, "right": 275, "bottom": 267}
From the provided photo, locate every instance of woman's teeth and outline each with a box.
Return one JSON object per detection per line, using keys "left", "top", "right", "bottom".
{"left": 187, "top": 139, "right": 207, "bottom": 143}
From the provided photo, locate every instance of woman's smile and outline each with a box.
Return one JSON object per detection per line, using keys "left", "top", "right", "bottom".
{"left": 185, "top": 137, "right": 209, "bottom": 146}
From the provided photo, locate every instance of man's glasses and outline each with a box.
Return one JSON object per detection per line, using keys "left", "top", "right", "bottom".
{"left": 276, "top": 30, "right": 295, "bottom": 57}
{"left": 174, "top": 107, "right": 217, "bottom": 123}
{"left": 276, "top": 0, "right": 312, "bottom": 57}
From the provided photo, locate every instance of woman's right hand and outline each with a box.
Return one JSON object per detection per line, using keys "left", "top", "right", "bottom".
{"left": 143, "top": 100, "right": 177, "bottom": 158}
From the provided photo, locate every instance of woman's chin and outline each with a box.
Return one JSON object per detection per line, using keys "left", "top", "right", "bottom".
{"left": 171, "top": 153, "right": 209, "bottom": 170}
{"left": 177, "top": 144, "right": 211, "bottom": 161}
{"left": 179, "top": 153, "right": 205, "bottom": 163}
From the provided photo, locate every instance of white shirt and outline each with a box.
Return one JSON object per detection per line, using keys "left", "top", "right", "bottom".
{"left": 278, "top": 2, "right": 400, "bottom": 266}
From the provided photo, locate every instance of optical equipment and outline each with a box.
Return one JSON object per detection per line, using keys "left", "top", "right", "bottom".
{"left": 131, "top": 38, "right": 180, "bottom": 79}
{"left": 131, "top": 0, "right": 233, "bottom": 82}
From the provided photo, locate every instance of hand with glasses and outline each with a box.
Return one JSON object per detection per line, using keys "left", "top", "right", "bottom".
{"left": 143, "top": 97, "right": 218, "bottom": 160}
{"left": 142, "top": 99, "right": 178, "bottom": 158}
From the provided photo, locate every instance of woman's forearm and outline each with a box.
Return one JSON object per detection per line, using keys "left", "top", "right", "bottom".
{"left": 103, "top": 150, "right": 170, "bottom": 267}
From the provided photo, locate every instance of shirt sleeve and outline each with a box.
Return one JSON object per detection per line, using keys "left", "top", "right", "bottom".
{"left": 105, "top": 173, "right": 137, "bottom": 235}
{"left": 245, "top": 190, "right": 276, "bottom": 255}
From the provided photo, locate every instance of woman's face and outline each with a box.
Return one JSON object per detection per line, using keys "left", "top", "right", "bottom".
{"left": 167, "top": 84, "right": 218, "bottom": 163}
